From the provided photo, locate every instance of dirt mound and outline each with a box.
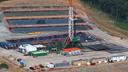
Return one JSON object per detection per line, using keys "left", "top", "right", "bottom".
{"left": 0, "top": 0, "right": 68, "bottom": 7}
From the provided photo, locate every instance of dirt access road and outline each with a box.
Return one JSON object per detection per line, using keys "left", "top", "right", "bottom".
{"left": 51, "top": 62, "right": 128, "bottom": 72}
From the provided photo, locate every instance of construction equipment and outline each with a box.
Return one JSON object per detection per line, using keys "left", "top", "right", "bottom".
{"left": 64, "top": 0, "right": 82, "bottom": 48}
{"left": 68, "top": 0, "right": 74, "bottom": 41}
{"left": 44, "top": 0, "right": 83, "bottom": 54}
{"left": 47, "top": 40, "right": 63, "bottom": 54}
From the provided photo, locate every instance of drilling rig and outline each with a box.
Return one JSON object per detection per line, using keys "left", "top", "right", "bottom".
{"left": 47, "top": 0, "right": 82, "bottom": 54}
{"left": 63, "top": 0, "right": 82, "bottom": 48}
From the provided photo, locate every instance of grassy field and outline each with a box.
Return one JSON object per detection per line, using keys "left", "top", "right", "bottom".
{"left": 0, "top": 63, "right": 8, "bottom": 69}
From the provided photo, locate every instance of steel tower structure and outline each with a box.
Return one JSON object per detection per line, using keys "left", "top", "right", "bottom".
{"left": 68, "top": 0, "right": 74, "bottom": 41}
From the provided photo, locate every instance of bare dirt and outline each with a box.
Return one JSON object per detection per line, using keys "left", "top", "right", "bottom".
{"left": 1, "top": 0, "right": 128, "bottom": 38}
{"left": 0, "top": 0, "right": 128, "bottom": 72}
{"left": 0, "top": 0, "right": 68, "bottom": 7}
{"left": 51, "top": 62, "right": 128, "bottom": 72}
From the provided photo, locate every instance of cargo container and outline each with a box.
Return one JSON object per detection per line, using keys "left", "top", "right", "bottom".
{"left": 29, "top": 50, "right": 49, "bottom": 56}
{"left": 63, "top": 48, "right": 80, "bottom": 52}
{"left": 108, "top": 55, "right": 127, "bottom": 63}
{"left": 54, "top": 62, "right": 70, "bottom": 67}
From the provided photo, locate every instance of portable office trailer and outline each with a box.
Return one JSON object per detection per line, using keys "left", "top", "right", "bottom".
{"left": 54, "top": 62, "right": 70, "bottom": 68}
{"left": 108, "top": 55, "right": 127, "bottom": 63}
{"left": 29, "top": 50, "right": 49, "bottom": 57}
{"left": 62, "top": 48, "right": 81, "bottom": 56}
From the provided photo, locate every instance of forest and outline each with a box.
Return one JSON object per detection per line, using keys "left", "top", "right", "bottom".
{"left": 0, "top": 0, "right": 6, "bottom": 2}
{"left": 81, "top": 0, "right": 128, "bottom": 21}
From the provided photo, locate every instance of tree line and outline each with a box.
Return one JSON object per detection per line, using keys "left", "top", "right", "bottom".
{"left": 0, "top": 0, "right": 7, "bottom": 2}
{"left": 81, "top": 0, "right": 128, "bottom": 21}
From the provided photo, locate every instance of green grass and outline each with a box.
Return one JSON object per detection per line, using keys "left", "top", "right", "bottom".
{"left": 0, "top": 63, "right": 9, "bottom": 69}
{"left": 114, "top": 20, "right": 128, "bottom": 31}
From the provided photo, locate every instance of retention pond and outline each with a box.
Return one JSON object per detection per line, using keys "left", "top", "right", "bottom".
{"left": 11, "top": 25, "right": 91, "bottom": 33}
{"left": 4, "top": 10, "right": 70, "bottom": 17}
{"left": 7, "top": 18, "right": 85, "bottom": 25}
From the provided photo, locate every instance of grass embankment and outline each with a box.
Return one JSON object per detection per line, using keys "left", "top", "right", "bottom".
{"left": 115, "top": 20, "right": 128, "bottom": 31}
{"left": 80, "top": 0, "right": 128, "bottom": 37}
{"left": 0, "top": 63, "right": 8, "bottom": 69}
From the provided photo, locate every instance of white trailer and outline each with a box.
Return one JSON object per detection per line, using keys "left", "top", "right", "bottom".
{"left": 108, "top": 55, "right": 127, "bottom": 63}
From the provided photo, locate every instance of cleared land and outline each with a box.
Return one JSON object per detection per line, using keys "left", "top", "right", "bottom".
{"left": 51, "top": 62, "right": 128, "bottom": 72}
{"left": 0, "top": 0, "right": 68, "bottom": 7}
{"left": 0, "top": 0, "right": 128, "bottom": 72}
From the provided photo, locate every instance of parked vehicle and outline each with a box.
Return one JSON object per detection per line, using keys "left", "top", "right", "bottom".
{"left": 46, "top": 63, "right": 54, "bottom": 68}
